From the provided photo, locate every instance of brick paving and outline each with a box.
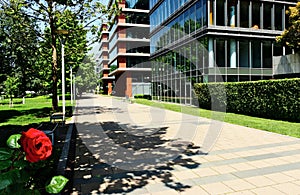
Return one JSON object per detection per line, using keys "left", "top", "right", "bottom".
{"left": 71, "top": 94, "right": 300, "bottom": 195}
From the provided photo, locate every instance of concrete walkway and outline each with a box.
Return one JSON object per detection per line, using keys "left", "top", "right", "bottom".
{"left": 72, "top": 94, "right": 300, "bottom": 195}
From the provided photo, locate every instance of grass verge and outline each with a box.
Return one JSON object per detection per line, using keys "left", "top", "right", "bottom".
{"left": 134, "top": 98, "right": 300, "bottom": 138}
{"left": 0, "top": 95, "right": 72, "bottom": 126}
{"left": 0, "top": 95, "right": 73, "bottom": 146}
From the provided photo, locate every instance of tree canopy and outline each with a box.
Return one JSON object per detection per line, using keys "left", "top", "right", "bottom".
{"left": 0, "top": 0, "right": 120, "bottom": 110}
{"left": 0, "top": 2, "right": 40, "bottom": 96}
{"left": 276, "top": 2, "right": 300, "bottom": 53}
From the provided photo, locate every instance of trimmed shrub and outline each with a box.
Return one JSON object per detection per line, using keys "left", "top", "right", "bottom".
{"left": 134, "top": 94, "right": 151, "bottom": 100}
{"left": 194, "top": 78, "right": 300, "bottom": 122}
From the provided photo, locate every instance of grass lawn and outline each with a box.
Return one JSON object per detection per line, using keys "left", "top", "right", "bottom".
{"left": 134, "top": 98, "right": 300, "bottom": 138}
{"left": 0, "top": 96, "right": 73, "bottom": 193}
{"left": 0, "top": 95, "right": 73, "bottom": 146}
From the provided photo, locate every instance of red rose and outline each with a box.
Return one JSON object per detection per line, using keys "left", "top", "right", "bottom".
{"left": 20, "top": 128, "right": 52, "bottom": 163}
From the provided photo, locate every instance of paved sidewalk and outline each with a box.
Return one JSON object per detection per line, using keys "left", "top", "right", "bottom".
{"left": 72, "top": 94, "right": 300, "bottom": 195}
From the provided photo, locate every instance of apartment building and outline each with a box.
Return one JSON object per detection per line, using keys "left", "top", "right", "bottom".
{"left": 99, "top": 0, "right": 151, "bottom": 97}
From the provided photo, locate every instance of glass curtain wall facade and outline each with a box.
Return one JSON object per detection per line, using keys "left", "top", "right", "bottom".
{"left": 150, "top": 0, "right": 297, "bottom": 104}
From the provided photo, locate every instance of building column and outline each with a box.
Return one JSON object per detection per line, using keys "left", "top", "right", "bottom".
{"left": 208, "top": 38, "right": 214, "bottom": 68}
{"left": 126, "top": 72, "right": 132, "bottom": 97}
{"left": 108, "top": 81, "right": 113, "bottom": 95}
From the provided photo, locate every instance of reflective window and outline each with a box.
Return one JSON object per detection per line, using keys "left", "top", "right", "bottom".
{"left": 274, "top": 42, "right": 283, "bottom": 56}
{"left": 184, "top": 9, "right": 190, "bottom": 34}
{"left": 126, "top": 27, "right": 149, "bottom": 39}
{"left": 126, "top": 12, "right": 149, "bottom": 24}
{"left": 150, "top": 2, "right": 207, "bottom": 53}
{"left": 126, "top": 42, "right": 149, "bottom": 54}
{"left": 109, "top": 46, "right": 118, "bottom": 60}
{"left": 196, "top": 1, "right": 202, "bottom": 29}
{"left": 126, "top": 56, "right": 149, "bottom": 68}
{"left": 216, "top": 1, "right": 225, "bottom": 26}
{"left": 216, "top": 39, "right": 225, "bottom": 67}
{"left": 125, "top": 0, "right": 148, "bottom": 9}
{"left": 190, "top": 5, "right": 196, "bottom": 32}
{"left": 275, "top": 4, "right": 283, "bottom": 30}
{"left": 263, "top": 3, "right": 272, "bottom": 30}
{"left": 285, "top": 5, "right": 291, "bottom": 29}
{"left": 239, "top": 40, "right": 249, "bottom": 67}
{"left": 263, "top": 41, "right": 272, "bottom": 68}
{"left": 150, "top": 0, "right": 189, "bottom": 32}
{"left": 252, "top": 2, "right": 261, "bottom": 29}
{"left": 228, "top": 0, "right": 237, "bottom": 27}
{"left": 240, "top": 0, "right": 250, "bottom": 28}
{"left": 252, "top": 40, "right": 261, "bottom": 68}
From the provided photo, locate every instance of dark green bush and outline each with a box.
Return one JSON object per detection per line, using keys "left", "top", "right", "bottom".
{"left": 134, "top": 94, "right": 151, "bottom": 100}
{"left": 194, "top": 78, "right": 300, "bottom": 122}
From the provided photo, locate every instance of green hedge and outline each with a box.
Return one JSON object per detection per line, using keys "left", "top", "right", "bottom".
{"left": 194, "top": 78, "right": 300, "bottom": 122}
{"left": 134, "top": 94, "right": 151, "bottom": 100}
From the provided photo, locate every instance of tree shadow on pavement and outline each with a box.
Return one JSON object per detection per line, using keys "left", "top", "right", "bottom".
{"left": 72, "top": 121, "right": 205, "bottom": 194}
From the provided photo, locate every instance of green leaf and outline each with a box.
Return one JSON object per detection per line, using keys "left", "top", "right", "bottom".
{"left": 45, "top": 175, "right": 68, "bottom": 194}
{"left": 6, "top": 134, "right": 21, "bottom": 149}
{"left": 0, "top": 160, "right": 12, "bottom": 171}
{"left": 13, "top": 159, "right": 28, "bottom": 169}
{"left": 0, "top": 169, "right": 20, "bottom": 190}
{"left": 0, "top": 148, "right": 13, "bottom": 160}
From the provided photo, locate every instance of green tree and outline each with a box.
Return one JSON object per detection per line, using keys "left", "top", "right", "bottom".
{"left": 1, "top": 0, "right": 120, "bottom": 110}
{"left": 0, "top": 3, "right": 39, "bottom": 96}
{"left": 4, "top": 76, "right": 20, "bottom": 107}
{"left": 276, "top": 2, "right": 300, "bottom": 53}
{"left": 75, "top": 56, "right": 97, "bottom": 96}
{"left": 38, "top": 9, "right": 89, "bottom": 95}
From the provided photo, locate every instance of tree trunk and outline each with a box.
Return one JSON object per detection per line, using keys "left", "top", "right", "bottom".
{"left": 9, "top": 96, "right": 13, "bottom": 108}
{"left": 49, "top": 2, "right": 58, "bottom": 111}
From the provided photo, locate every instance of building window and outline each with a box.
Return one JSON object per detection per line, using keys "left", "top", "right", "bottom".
{"left": 203, "top": 0, "right": 207, "bottom": 26}
{"left": 126, "top": 12, "right": 149, "bottom": 24}
{"left": 252, "top": 40, "right": 261, "bottom": 68}
{"left": 239, "top": 39, "right": 249, "bottom": 68}
{"left": 190, "top": 5, "right": 196, "bottom": 32}
{"left": 126, "top": 42, "right": 149, "bottom": 54}
{"left": 216, "top": 0, "right": 225, "bottom": 26}
{"left": 126, "top": 0, "right": 149, "bottom": 9}
{"left": 285, "top": 5, "right": 291, "bottom": 29}
{"left": 263, "top": 3, "right": 272, "bottom": 30}
{"left": 184, "top": 9, "right": 190, "bottom": 34}
{"left": 109, "top": 46, "right": 118, "bottom": 60}
{"left": 263, "top": 41, "right": 272, "bottom": 68}
{"left": 275, "top": 4, "right": 284, "bottom": 30}
{"left": 196, "top": 1, "right": 203, "bottom": 29}
{"left": 240, "top": 0, "right": 250, "bottom": 28}
{"left": 209, "top": 0, "right": 214, "bottom": 25}
{"left": 273, "top": 42, "right": 283, "bottom": 56}
{"left": 126, "top": 56, "right": 149, "bottom": 68}
{"left": 126, "top": 27, "right": 149, "bottom": 39}
{"left": 228, "top": 0, "right": 237, "bottom": 27}
{"left": 252, "top": 2, "right": 261, "bottom": 29}
{"left": 216, "top": 39, "right": 225, "bottom": 67}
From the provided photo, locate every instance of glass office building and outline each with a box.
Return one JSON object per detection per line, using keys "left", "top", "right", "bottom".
{"left": 150, "top": 0, "right": 297, "bottom": 104}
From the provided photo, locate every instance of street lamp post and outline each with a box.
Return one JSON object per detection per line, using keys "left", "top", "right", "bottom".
{"left": 56, "top": 29, "right": 69, "bottom": 122}
{"left": 61, "top": 39, "right": 66, "bottom": 121}
{"left": 70, "top": 66, "right": 73, "bottom": 105}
